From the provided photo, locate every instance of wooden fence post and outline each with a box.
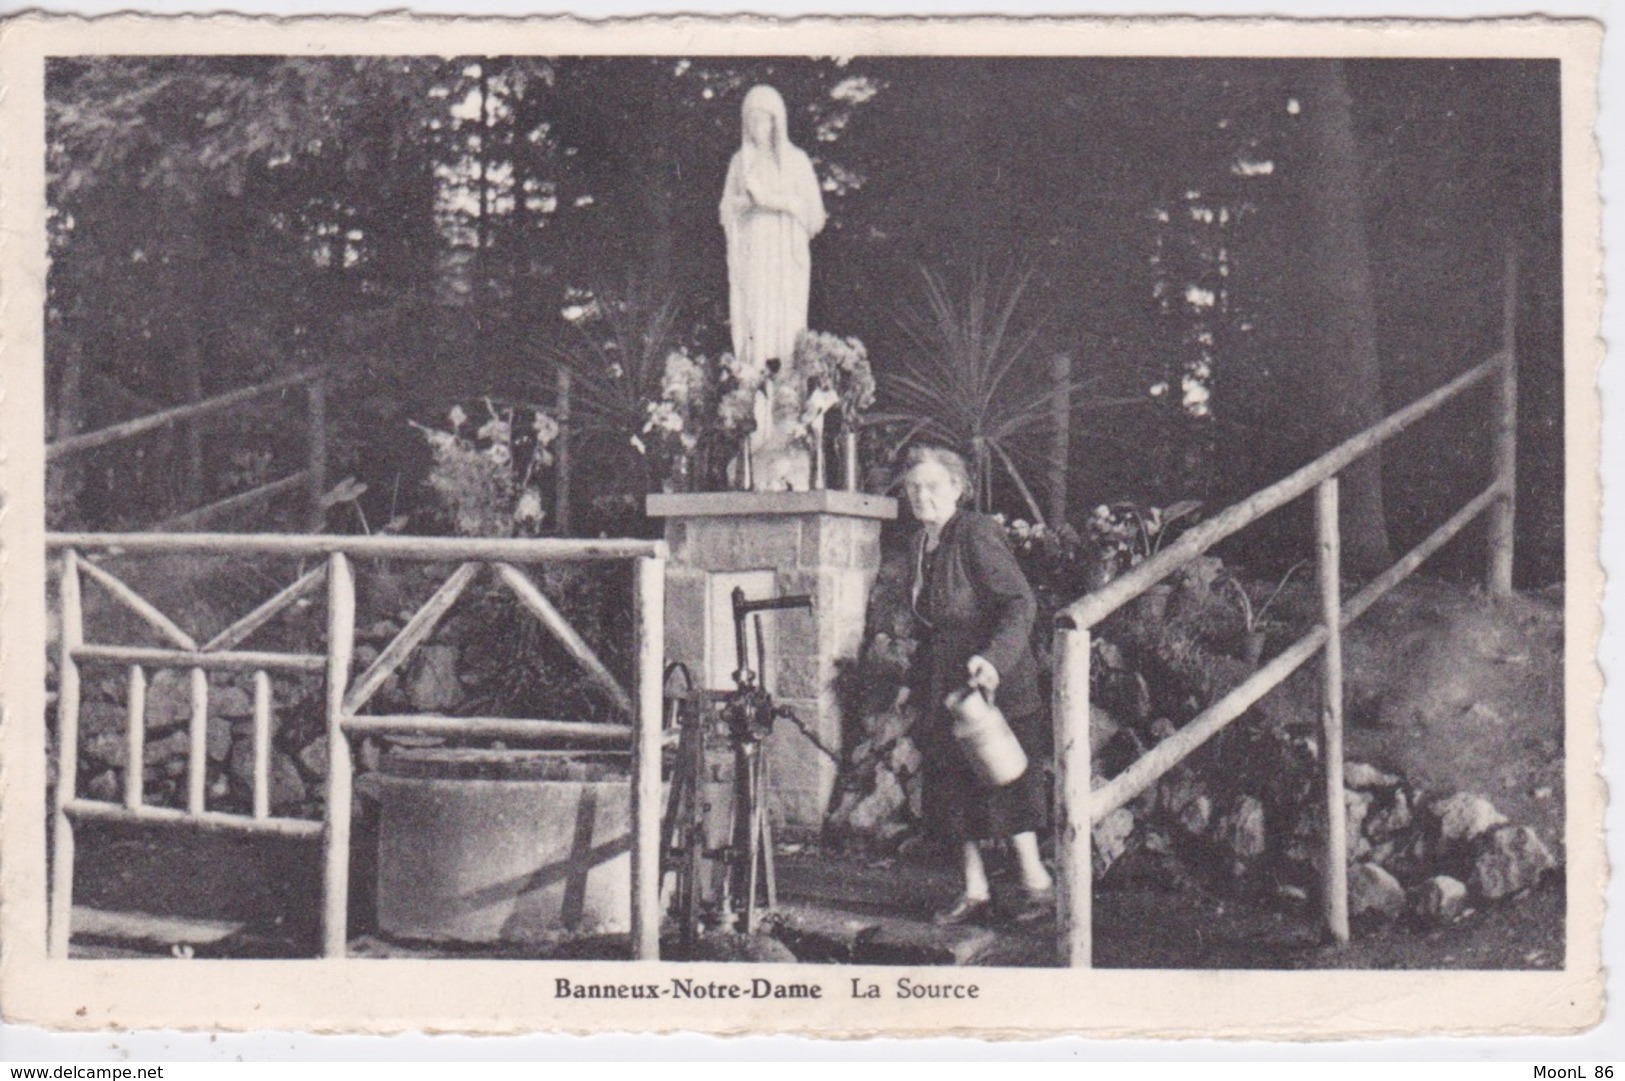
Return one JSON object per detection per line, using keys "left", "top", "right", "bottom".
{"left": 1488, "top": 243, "right": 1518, "bottom": 595}
{"left": 308, "top": 374, "right": 328, "bottom": 533}
{"left": 1053, "top": 620, "right": 1092, "bottom": 967}
{"left": 630, "top": 553, "right": 666, "bottom": 960}
{"left": 49, "top": 550, "right": 83, "bottom": 958}
{"left": 1316, "top": 478, "right": 1350, "bottom": 944}
{"left": 322, "top": 552, "right": 356, "bottom": 958}
{"left": 124, "top": 665, "right": 146, "bottom": 810}
{"left": 187, "top": 668, "right": 209, "bottom": 814}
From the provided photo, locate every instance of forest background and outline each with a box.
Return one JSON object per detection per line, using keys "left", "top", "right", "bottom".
{"left": 43, "top": 55, "right": 1564, "bottom": 588}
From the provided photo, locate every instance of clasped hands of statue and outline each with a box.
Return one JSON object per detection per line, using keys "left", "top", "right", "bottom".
{"left": 743, "top": 174, "right": 792, "bottom": 216}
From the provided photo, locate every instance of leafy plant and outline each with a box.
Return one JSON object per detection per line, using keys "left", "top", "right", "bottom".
{"left": 1226, "top": 559, "right": 1309, "bottom": 635}
{"left": 411, "top": 399, "right": 556, "bottom": 537}
{"left": 1086, "top": 498, "right": 1203, "bottom": 580}
{"left": 994, "top": 512, "right": 1093, "bottom": 621}
{"left": 548, "top": 279, "right": 687, "bottom": 495}
{"left": 792, "top": 329, "right": 877, "bottom": 432}
{"left": 885, "top": 262, "right": 1136, "bottom": 524}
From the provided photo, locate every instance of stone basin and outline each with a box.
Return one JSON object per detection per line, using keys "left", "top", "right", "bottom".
{"left": 376, "top": 746, "right": 635, "bottom": 944}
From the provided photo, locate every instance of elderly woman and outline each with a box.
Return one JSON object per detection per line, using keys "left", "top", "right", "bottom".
{"left": 898, "top": 444, "right": 1055, "bottom": 925}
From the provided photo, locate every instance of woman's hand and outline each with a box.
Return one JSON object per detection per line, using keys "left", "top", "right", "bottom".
{"left": 966, "top": 655, "right": 1000, "bottom": 695}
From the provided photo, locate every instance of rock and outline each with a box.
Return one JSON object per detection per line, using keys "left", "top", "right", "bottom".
{"left": 904, "top": 772, "right": 923, "bottom": 819}
{"left": 1347, "top": 862, "right": 1406, "bottom": 921}
{"left": 1471, "top": 825, "right": 1556, "bottom": 900}
{"left": 1412, "top": 875, "right": 1468, "bottom": 925}
{"left": 207, "top": 716, "right": 233, "bottom": 763}
{"left": 81, "top": 730, "right": 128, "bottom": 771}
{"left": 1344, "top": 788, "right": 1373, "bottom": 860}
{"left": 1364, "top": 789, "right": 1413, "bottom": 841}
{"left": 406, "top": 644, "right": 461, "bottom": 712}
{"left": 1162, "top": 773, "right": 1212, "bottom": 836}
{"left": 228, "top": 738, "right": 254, "bottom": 789}
{"left": 144, "top": 730, "right": 191, "bottom": 767}
{"left": 84, "top": 770, "right": 120, "bottom": 803}
{"left": 1093, "top": 807, "right": 1136, "bottom": 877}
{"left": 1431, "top": 792, "right": 1508, "bottom": 848}
{"left": 866, "top": 706, "right": 913, "bottom": 747}
{"left": 299, "top": 736, "right": 329, "bottom": 781}
{"left": 887, "top": 737, "right": 921, "bottom": 775}
{"left": 79, "top": 701, "right": 128, "bottom": 736}
{"left": 1178, "top": 793, "right": 1213, "bottom": 837}
{"left": 1090, "top": 704, "right": 1123, "bottom": 755}
{"left": 364, "top": 619, "right": 401, "bottom": 641}
{"left": 1344, "top": 761, "right": 1400, "bottom": 790}
{"left": 143, "top": 673, "right": 191, "bottom": 729}
{"left": 842, "top": 769, "right": 905, "bottom": 834}
{"left": 1219, "top": 795, "right": 1266, "bottom": 862}
{"left": 213, "top": 684, "right": 254, "bottom": 718}
{"left": 228, "top": 737, "right": 307, "bottom": 807}
{"left": 270, "top": 751, "right": 307, "bottom": 811}
{"left": 359, "top": 737, "right": 382, "bottom": 773}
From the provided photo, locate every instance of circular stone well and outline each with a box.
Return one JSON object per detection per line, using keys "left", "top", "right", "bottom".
{"left": 376, "top": 747, "right": 634, "bottom": 944}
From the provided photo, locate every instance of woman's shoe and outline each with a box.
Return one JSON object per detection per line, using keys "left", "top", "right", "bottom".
{"left": 931, "top": 895, "right": 992, "bottom": 927}
{"left": 1007, "top": 884, "right": 1056, "bottom": 926}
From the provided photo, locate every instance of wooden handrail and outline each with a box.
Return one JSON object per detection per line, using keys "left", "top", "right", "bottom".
{"left": 47, "top": 531, "right": 667, "bottom": 562}
{"left": 153, "top": 470, "right": 312, "bottom": 532}
{"left": 71, "top": 644, "right": 327, "bottom": 672}
{"left": 1060, "top": 352, "right": 1501, "bottom": 630}
{"left": 46, "top": 370, "right": 319, "bottom": 461}
{"left": 341, "top": 715, "right": 633, "bottom": 743}
{"left": 1086, "top": 480, "right": 1504, "bottom": 827}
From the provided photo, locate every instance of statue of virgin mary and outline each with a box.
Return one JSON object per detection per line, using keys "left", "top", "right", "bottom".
{"left": 719, "top": 85, "right": 827, "bottom": 489}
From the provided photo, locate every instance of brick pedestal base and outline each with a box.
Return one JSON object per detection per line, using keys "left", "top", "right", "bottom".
{"left": 647, "top": 490, "right": 897, "bottom": 835}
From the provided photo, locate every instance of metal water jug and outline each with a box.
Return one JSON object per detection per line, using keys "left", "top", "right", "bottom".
{"left": 945, "top": 685, "right": 1029, "bottom": 787}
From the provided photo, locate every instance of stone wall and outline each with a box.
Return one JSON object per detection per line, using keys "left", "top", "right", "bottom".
{"left": 650, "top": 491, "right": 895, "bottom": 833}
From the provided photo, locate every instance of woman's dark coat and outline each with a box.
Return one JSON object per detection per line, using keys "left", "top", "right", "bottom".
{"left": 909, "top": 509, "right": 1043, "bottom": 719}
{"left": 907, "top": 508, "right": 1048, "bottom": 842}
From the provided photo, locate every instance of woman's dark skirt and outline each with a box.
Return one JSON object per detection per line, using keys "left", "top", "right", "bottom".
{"left": 918, "top": 706, "right": 1048, "bottom": 844}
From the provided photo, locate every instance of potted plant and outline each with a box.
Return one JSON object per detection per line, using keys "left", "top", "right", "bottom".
{"left": 1224, "top": 560, "right": 1309, "bottom": 666}
{"left": 1086, "top": 499, "right": 1202, "bottom": 621}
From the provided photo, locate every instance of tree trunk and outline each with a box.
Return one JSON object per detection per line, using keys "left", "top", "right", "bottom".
{"left": 1296, "top": 59, "right": 1393, "bottom": 574}
{"left": 1049, "top": 351, "right": 1072, "bottom": 526}
{"left": 46, "top": 310, "right": 85, "bottom": 528}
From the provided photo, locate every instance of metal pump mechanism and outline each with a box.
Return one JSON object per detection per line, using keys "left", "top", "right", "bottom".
{"left": 660, "top": 586, "right": 813, "bottom": 947}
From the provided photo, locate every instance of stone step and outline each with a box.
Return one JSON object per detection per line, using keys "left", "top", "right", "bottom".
{"left": 769, "top": 901, "right": 1010, "bottom": 967}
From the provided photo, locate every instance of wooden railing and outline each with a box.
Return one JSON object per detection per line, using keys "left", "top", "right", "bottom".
{"left": 47, "top": 370, "right": 328, "bottom": 532}
{"left": 1049, "top": 256, "right": 1519, "bottom": 967}
{"left": 45, "top": 531, "right": 667, "bottom": 960}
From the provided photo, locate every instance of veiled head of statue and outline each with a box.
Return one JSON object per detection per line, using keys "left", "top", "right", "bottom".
{"left": 741, "top": 85, "right": 790, "bottom": 152}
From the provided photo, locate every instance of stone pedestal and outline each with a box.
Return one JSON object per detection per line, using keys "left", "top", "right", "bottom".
{"left": 647, "top": 490, "right": 897, "bottom": 835}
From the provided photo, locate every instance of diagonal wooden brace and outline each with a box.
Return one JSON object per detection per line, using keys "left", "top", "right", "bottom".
{"left": 76, "top": 558, "right": 197, "bottom": 649}
{"left": 203, "top": 562, "right": 329, "bottom": 653}
{"left": 493, "top": 562, "right": 633, "bottom": 715}
{"left": 342, "top": 561, "right": 482, "bottom": 715}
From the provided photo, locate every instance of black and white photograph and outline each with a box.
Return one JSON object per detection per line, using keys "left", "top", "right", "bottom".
{"left": 0, "top": 14, "right": 1603, "bottom": 1039}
